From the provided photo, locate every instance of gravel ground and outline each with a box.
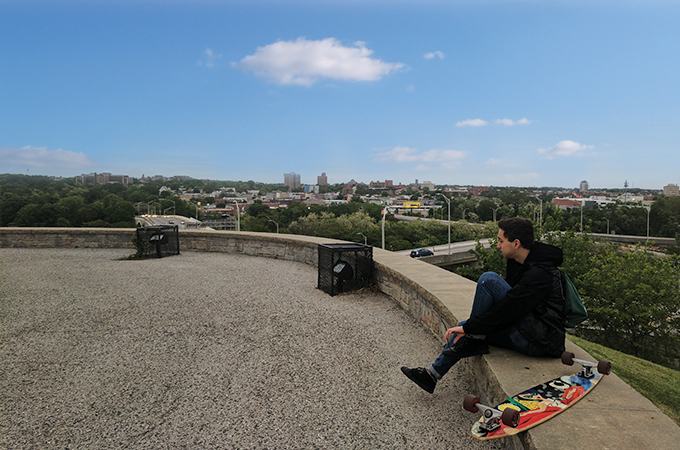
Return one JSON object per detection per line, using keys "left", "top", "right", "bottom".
{"left": 1, "top": 248, "right": 503, "bottom": 449}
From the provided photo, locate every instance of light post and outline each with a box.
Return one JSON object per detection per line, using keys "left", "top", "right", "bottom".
{"left": 645, "top": 206, "right": 651, "bottom": 240}
{"left": 268, "top": 219, "right": 279, "bottom": 233}
{"left": 166, "top": 199, "right": 176, "bottom": 216}
{"left": 491, "top": 207, "right": 500, "bottom": 223}
{"left": 381, "top": 208, "right": 387, "bottom": 250}
{"left": 604, "top": 218, "right": 610, "bottom": 235}
{"left": 233, "top": 200, "right": 241, "bottom": 232}
{"left": 580, "top": 201, "right": 583, "bottom": 232}
{"left": 439, "top": 194, "right": 451, "bottom": 255}
{"left": 357, "top": 232, "right": 367, "bottom": 246}
{"left": 462, "top": 208, "right": 468, "bottom": 221}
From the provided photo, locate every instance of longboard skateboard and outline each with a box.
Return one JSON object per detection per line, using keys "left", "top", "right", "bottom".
{"left": 464, "top": 351, "right": 611, "bottom": 440}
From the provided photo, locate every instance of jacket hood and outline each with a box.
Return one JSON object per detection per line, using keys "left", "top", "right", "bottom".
{"left": 525, "top": 242, "right": 563, "bottom": 267}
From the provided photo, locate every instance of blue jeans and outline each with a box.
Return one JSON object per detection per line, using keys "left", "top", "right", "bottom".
{"left": 428, "top": 272, "right": 544, "bottom": 380}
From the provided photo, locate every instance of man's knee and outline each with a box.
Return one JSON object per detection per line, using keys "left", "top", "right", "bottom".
{"left": 479, "top": 272, "right": 503, "bottom": 284}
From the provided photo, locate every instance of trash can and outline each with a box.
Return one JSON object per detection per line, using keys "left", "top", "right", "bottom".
{"left": 317, "top": 243, "right": 373, "bottom": 296}
{"left": 135, "top": 225, "right": 180, "bottom": 258}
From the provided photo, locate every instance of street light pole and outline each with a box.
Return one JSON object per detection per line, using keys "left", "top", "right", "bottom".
{"left": 268, "top": 219, "right": 279, "bottom": 233}
{"left": 440, "top": 194, "right": 451, "bottom": 254}
{"left": 462, "top": 208, "right": 468, "bottom": 221}
{"left": 234, "top": 200, "right": 240, "bottom": 231}
{"left": 357, "top": 232, "right": 367, "bottom": 245}
{"left": 645, "top": 206, "right": 651, "bottom": 240}
{"left": 381, "top": 208, "right": 387, "bottom": 250}
{"left": 605, "top": 218, "right": 610, "bottom": 235}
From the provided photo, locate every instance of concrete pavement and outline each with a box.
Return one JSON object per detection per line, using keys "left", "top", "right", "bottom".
{"left": 1, "top": 248, "right": 503, "bottom": 450}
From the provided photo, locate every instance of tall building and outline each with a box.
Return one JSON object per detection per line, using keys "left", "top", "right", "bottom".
{"left": 317, "top": 172, "right": 328, "bottom": 186}
{"left": 284, "top": 172, "right": 301, "bottom": 189}
{"left": 663, "top": 183, "right": 679, "bottom": 197}
{"left": 579, "top": 180, "right": 589, "bottom": 192}
{"left": 79, "top": 172, "right": 129, "bottom": 187}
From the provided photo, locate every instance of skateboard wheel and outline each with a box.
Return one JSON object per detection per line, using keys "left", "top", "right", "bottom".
{"left": 561, "top": 351, "right": 575, "bottom": 366}
{"left": 501, "top": 408, "right": 520, "bottom": 428}
{"left": 463, "top": 394, "right": 480, "bottom": 413}
{"left": 597, "top": 360, "right": 612, "bottom": 375}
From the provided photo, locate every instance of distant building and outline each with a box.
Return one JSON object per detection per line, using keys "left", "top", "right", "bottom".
{"left": 317, "top": 172, "right": 328, "bottom": 186}
{"left": 369, "top": 180, "right": 393, "bottom": 189}
{"left": 552, "top": 198, "right": 582, "bottom": 210}
{"left": 420, "top": 180, "right": 436, "bottom": 191}
{"left": 284, "top": 172, "right": 301, "bottom": 190}
{"left": 663, "top": 183, "right": 679, "bottom": 197}
{"left": 580, "top": 180, "right": 589, "bottom": 192}
{"left": 79, "top": 172, "right": 129, "bottom": 187}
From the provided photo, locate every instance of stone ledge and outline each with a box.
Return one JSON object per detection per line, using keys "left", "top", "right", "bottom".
{"left": 2, "top": 227, "right": 678, "bottom": 449}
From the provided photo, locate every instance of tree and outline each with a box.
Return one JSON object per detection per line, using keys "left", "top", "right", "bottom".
{"left": 579, "top": 246, "right": 680, "bottom": 364}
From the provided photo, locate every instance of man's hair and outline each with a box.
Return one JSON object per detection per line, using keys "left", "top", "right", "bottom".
{"left": 498, "top": 217, "right": 535, "bottom": 249}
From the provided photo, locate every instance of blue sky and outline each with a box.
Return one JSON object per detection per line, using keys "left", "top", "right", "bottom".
{"left": 1, "top": 0, "right": 679, "bottom": 189}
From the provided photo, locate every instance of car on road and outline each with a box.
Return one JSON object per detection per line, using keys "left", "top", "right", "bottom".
{"left": 410, "top": 248, "right": 434, "bottom": 258}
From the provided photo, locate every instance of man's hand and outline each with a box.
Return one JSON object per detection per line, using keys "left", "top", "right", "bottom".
{"left": 445, "top": 326, "right": 465, "bottom": 343}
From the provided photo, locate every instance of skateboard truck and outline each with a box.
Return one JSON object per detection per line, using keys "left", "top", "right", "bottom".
{"left": 463, "top": 395, "right": 520, "bottom": 432}
{"left": 561, "top": 351, "right": 612, "bottom": 378}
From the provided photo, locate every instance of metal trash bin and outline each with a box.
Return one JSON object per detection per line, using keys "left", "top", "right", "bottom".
{"left": 317, "top": 243, "right": 373, "bottom": 296}
{"left": 135, "top": 225, "right": 180, "bottom": 258}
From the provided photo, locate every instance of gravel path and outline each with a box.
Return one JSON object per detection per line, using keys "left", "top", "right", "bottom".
{"left": 1, "top": 248, "right": 502, "bottom": 449}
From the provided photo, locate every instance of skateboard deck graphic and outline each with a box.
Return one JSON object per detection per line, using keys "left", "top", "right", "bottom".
{"left": 465, "top": 352, "right": 611, "bottom": 440}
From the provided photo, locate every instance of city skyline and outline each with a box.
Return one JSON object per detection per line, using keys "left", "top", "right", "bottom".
{"left": 2, "top": 1, "right": 679, "bottom": 189}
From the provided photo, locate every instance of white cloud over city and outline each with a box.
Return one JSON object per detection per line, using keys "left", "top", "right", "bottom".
{"left": 232, "top": 37, "right": 405, "bottom": 86}
{"left": 456, "top": 118, "right": 488, "bottom": 127}
{"left": 457, "top": 117, "right": 532, "bottom": 127}
{"left": 199, "top": 48, "right": 222, "bottom": 68}
{"left": 424, "top": 51, "right": 445, "bottom": 59}
{"left": 537, "top": 140, "right": 594, "bottom": 159}
{"left": 374, "top": 146, "right": 466, "bottom": 164}
{"left": 495, "top": 117, "right": 531, "bottom": 126}
{"left": 0, "top": 146, "right": 97, "bottom": 169}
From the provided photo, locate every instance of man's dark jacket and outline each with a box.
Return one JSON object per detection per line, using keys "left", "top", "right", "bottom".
{"left": 462, "top": 242, "right": 566, "bottom": 357}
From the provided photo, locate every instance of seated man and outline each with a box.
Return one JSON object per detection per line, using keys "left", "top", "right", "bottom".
{"left": 401, "top": 217, "right": 566, "bottom": 393}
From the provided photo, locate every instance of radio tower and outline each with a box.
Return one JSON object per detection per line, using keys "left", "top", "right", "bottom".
{"left": 624, "top": 180, "right": 629, "bottom": 204}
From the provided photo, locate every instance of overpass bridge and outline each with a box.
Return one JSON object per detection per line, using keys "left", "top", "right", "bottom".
{"left": 399, "top": 232, "right": 676, "bottom": 271}
{"left": 396, "top": 239, "right": 492, "bottom": 271}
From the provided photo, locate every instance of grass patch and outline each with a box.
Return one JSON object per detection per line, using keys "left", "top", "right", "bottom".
{"left": 568, "top": 334, "right": 680, "bottom": 426}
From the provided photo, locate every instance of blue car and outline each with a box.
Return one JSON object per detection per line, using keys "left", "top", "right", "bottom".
{"left": 410, "top": 248, "right": 434, "bottom": 258}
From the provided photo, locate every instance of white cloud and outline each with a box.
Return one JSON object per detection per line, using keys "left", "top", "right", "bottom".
{"left": 420, "top": 149, "right": 466, "bottom": 162}
{"left": 374, "top": 146, "right": 466, "bottom": 164}
{"left": 374, "top": 146, "right": 419, "bottom": 163}
{"left": 495, "top": 117, "right": 531, "bottom": 126}
{"left": 0, "top": 146, "right": 97, "bottom": 169}
{"left": 456, "top": 118, "right": 488, "bottom": 127}
{"left": 232, "top": 37, "right": 406, "bottom": 86}
{"left": 199, "top": 48, "right": 222, "bottom": 68}
{"left": 484, "top": 158, "right": 505, "bottom": 167}
{"left": 424, "top": 51, "right": 445, "bottom": 59}
{"left": 537, "top": 140, "right": 594, "bottom": 159}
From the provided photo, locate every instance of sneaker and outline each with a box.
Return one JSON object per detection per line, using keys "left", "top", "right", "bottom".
{"left": 401, "top": 366, "right": 437, "bottom": 393}
{"left": 442, "top": 336, "right": 489, "bottom": 358}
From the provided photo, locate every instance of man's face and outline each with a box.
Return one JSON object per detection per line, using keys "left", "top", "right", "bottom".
{"left": 497, "top": 228, "right": 519, "bottom": 259}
